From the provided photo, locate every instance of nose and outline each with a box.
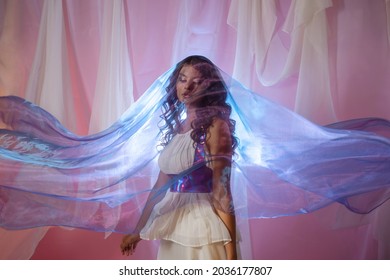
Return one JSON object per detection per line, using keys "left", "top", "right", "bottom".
{"left": 184, "top": 82, "right": 194, "bottom": 90}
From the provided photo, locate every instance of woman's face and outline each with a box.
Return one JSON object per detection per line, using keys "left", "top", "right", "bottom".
{"left": 176, "top": 64, "right": 205, "bottom": 106}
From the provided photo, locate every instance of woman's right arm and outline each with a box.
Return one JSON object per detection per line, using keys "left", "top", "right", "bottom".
{"left": 121, "top": 171, "right": 171, "bottom": 256}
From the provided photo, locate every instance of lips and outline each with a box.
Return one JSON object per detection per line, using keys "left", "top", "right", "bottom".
{"left": 182, "top": 92, "right": 191, "bottom": 100}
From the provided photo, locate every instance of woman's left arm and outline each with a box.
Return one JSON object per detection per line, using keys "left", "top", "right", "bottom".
{"left": 207, "top": 118, "right": 237, "bottom": 260}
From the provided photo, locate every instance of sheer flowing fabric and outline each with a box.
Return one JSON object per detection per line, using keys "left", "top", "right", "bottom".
{"left": 1, "top": 65, "right": 389, "bottom": 233}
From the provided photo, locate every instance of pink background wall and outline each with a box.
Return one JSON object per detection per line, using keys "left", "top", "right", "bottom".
{"left": 0, "top": 0, "right": 389, "bottom": 259}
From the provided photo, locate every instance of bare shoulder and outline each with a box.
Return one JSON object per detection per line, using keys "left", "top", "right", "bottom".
{"left": 207, "top": 118, "right": 232, "bottom": 154}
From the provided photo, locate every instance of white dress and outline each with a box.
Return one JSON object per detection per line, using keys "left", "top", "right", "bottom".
{"left": 140, "top": 130, "right": 232, "bottom": 259}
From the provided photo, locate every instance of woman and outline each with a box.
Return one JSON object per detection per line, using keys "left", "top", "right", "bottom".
{"left": 1, "top": 55, "right": 390, "bottom": 259}
{"left": 120, "top": 56, "right": 239, "bottom": 259}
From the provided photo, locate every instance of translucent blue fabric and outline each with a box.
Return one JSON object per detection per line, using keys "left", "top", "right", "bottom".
{"left": 1, "top": 66, "right": 389, "bottom": 233}
{"left": 169, "top": 140, "right": 213, "bottom": 193}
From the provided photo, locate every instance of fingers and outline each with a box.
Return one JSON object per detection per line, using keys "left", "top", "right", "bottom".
{"left": 122, "top": 243, "right": 137, "bottom": 256}
{"left": 121, "top": 241, "right": 131, "bottom": 256}
{"left": 121, "top": 246, "right": 131, "bottom": 256}
{"left": 120, "top": 235, "right": 140, "bottom": 256}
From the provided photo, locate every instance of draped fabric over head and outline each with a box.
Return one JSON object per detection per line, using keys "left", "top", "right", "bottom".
{"left": 1, "top": 60, "right": 390, "bottom": 234}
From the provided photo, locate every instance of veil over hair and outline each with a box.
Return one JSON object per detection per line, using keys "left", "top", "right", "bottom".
{"left": 160, "top": 55, "right": 238, "bottom": 150}
{"left": 1, "top": 55, "right": 390, "bottom": 233}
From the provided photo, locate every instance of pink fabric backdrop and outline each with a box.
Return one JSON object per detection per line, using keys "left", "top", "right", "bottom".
{"left": 0, "top": 0, "right": 389, "bottom": 259}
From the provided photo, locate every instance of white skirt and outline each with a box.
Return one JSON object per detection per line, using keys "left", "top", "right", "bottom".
{"left": 140, "top": 191, "right": 231, "bottom": 259}
{"left": 157, "top": 240, "right": 226, "bottom": 260}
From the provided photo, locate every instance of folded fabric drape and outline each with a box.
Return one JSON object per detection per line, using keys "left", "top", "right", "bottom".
{"left": 1, "top": 65, "right": 389, "bottom": 233}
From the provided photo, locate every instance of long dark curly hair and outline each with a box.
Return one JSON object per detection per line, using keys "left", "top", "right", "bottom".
{"left": 159, "top": 55, "right": 238, "bottom": 151}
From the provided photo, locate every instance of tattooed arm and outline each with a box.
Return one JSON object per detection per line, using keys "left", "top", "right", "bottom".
{"left": 207, "top": 118, "right": 237, "bottom": 260}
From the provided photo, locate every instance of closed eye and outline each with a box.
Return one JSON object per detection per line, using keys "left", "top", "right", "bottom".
{"left": 193, "top": 79, "right": 203, "bottom": 85}
{"left": 178, "top": 75, "right": 187, "bottom": 83}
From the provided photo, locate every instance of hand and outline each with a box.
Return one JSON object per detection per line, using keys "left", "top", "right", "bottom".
{"left": 120, "top": 233, "right": 141, "bottom": 256}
